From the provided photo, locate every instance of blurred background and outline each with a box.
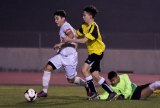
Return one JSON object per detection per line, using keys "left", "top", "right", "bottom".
{"left": 0, "top": 0, "right": 160, "bottom": 74}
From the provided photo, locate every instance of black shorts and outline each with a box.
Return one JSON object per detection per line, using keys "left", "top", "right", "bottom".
{"left": 131, "top": 83, "right": 150, "bottom": 100}
{"left": 85, "top": 53, "right": 103, "bottom": 73}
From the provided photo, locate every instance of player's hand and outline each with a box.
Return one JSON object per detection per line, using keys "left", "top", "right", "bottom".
{"left": 63, "top": 37, "right": 72, "bottom": 42}
{"left": 53, "top": 44, "right": 61, "bottom": 50}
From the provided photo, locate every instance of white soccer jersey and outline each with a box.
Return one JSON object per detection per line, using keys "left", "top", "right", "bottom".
{"left": 48, "top": 21, "right": 78, "bottom": 79}
{"left": 58, "top": 21, "right": 77, "bottom": 57}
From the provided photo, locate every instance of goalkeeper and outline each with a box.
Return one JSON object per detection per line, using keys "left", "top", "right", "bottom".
{"left": 99, "top": 71, "right": 160, "bottom": 100}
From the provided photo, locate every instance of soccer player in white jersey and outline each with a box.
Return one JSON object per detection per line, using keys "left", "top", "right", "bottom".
{"left": 37, "top": 10, "right": 90, "bottom": 98}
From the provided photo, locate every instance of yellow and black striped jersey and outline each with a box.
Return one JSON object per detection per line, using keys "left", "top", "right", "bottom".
{"left": 77, "top": 22, "right": 105, "bottom": 55}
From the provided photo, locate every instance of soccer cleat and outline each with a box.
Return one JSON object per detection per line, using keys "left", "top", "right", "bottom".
{"left": 107, "top": 92, "right": 119, "bottom": 101}
{"left": 37, "top": 90, "right": 48, "bottom": 98}
{"left": 85, "top": 83, "right": 92, "bottom": 97}
{"left": 88, "top": 92, "right": 100, "bottom": 100}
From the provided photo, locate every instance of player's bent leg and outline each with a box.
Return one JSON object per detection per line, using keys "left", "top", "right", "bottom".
{"left": 92, "top": 71, "right": 117, "bottom": 101}
{"left": 42, "top": 64, "right": 55, "bottom": 91}
{"left": 140, "top": 81, "right": 160, "bottom": 99}
{"left": 82, "top": 63, "right": 99, "bottom": 100}
{"left": 140, "top": 87, "right": 153, "bottom": 99}
{"left": 67, "top": 76, "right": 85, "bottom": 85}
{"left": 74, "top": 76, "right": 92, "bottom": 97}
{"left": 38, "top": 62, "right": 57, "bottom": 98}
{"left": 91, "top": 71, "right": 101, "bottom": 82}
{"left": 64, "top": 64, "right": 92, "bottom": 97}
{"left": 92, "top": 71, "right": 112, "bottom": 93}
{"left": 65, "top": 64, "right": 86, "bottom": 86}
{"left": 67, "top": 75, "right": 91, "bottom": 97}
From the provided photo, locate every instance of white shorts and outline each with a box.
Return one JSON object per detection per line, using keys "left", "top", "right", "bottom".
{"left": 49, "top": 47, "right": 78, "bottom": 79}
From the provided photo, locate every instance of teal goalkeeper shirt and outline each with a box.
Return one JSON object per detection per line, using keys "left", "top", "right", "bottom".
{"left": 99, "top": 74, "right": 137, "bottom": 100}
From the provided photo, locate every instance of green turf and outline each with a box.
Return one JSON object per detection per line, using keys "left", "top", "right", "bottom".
{"left": 0, "top": 85, "right": 159, "bottom": 108}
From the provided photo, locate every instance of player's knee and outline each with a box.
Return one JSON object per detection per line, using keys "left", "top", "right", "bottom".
{"left": 92, "top": 71, "right": 101, "bottom": 82}
{"left": 44, "top": 64, "right": 53, "bottom": 72}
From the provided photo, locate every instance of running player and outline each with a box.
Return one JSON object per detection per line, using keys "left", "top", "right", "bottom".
{"left": 37, "top": 10, "right": 89, "bottom": 98}
{"left": 64, "top": 5, "right": 117, "bottom": 100}
{"left": 99, "top": 71, "right": 160, "bottom": 100}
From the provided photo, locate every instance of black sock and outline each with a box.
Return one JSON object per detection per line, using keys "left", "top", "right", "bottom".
{"left": 86, "top": 79, "right": 97, "bottom": 93}
{"left": 102, "top": 81, "right": 113, "bottom": 93}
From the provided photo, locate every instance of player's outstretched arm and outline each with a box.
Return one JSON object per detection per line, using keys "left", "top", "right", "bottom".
{"left": 53, "top": 42, "right": 65, "bottom": 49}
{"left": 64, "top": 36, "right": 88, "bottom": 44}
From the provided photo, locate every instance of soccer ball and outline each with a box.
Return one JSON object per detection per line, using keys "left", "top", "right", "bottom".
{"left": 24, "top": 88, "right": 37, "bottom": 102}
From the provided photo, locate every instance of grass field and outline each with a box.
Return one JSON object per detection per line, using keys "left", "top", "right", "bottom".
{"left": 0, "top": 85, "right": 160, "bottom": 108}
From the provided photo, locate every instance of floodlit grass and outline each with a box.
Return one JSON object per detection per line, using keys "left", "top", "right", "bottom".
{"left": 0, "top": 85, "right": 159, "bottom": 108}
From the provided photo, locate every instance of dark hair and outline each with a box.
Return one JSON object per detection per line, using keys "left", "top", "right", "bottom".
{"left": 108, "top": 71, "right": 118, "bottom": 80}
{"left": 54, "top": 10, "right": 66, "bottom": 18}
{"left": 83, "top": 5, "right": 98, "bottom": 18}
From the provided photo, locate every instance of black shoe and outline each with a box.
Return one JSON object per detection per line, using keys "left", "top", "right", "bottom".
{"left": 37, "top": 90, "right": 48, "bottom": 98}
{"left": 107, "top": 92, "right": 118, "bottom": 101}
{"left": 85, "top": 83, "right": 92, "bottom": 97}
{"left": 88, "top": 92, "right": 99, "bottom": 100}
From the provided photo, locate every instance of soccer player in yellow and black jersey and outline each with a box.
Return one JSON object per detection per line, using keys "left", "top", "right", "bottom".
{"left": 64, "top": 5, "right": 117, "bottom": 100}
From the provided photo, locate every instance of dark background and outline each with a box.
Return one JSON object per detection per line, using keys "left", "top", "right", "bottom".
{"left": 0, "top": 0, "right": 160, "bottom": 49}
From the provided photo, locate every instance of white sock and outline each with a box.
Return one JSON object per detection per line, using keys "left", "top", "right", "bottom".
{"left": 42, "top": 71, "right": 51, "bottom": 93}
{"left": 85, "top": 75, "right": 93, "bottom": 81}
{"left": 149, "top": 81, "right": 160, "bottom": 91}
{"left": 74, "top": 76, "right": 86, "bottom": 86}
{"left": 98, "top": 77, "right": 105, "bottom": 85}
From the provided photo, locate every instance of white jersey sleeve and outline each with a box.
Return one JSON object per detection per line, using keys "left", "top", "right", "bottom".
{"left": 59, "top": 22, "right": 71, "bottom": 38}
{"left": 59, "top": 22, "right": 77, "bottom": 45}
